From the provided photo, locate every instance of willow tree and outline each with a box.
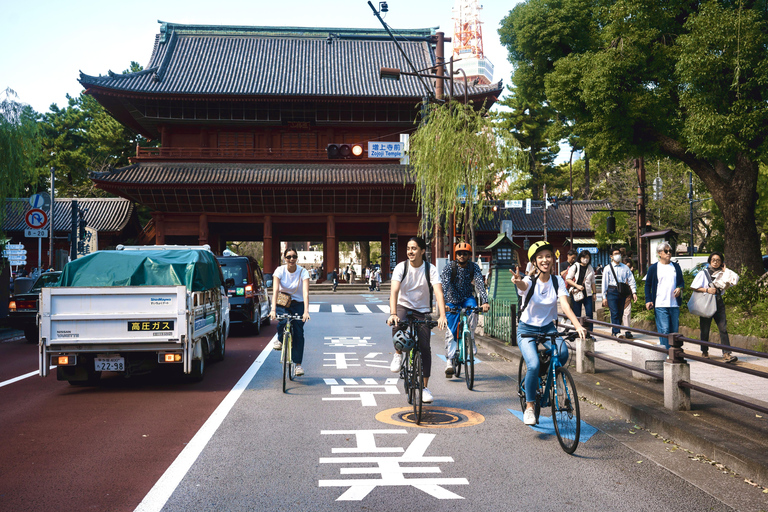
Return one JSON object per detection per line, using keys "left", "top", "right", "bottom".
{"left": 408, "top": 100, "right": 524, "bottom": 255}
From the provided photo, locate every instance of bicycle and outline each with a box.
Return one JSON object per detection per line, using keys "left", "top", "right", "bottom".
{"left": 517, "top": 330, "right": 581, "bottom": 454}
{"left": 396, "top": 313, "right": 438, "bottom": 425}
{"left": 276, "top": 313, "right": 303, "bottom": 393}
{"left": 449, "top": 306, "right": 484, "bottom": 390}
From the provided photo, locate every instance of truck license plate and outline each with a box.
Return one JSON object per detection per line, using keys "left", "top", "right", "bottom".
{"left": 94, "top": 357, "right": 125, "bottom": 372}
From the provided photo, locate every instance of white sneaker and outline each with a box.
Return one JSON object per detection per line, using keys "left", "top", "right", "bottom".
{"left": 523, "top": 408, "right": 536, "bottom": 425}
{"left": 390, "top": 353, "right": 403, "bottom": 372}
{"left": 273, "top": 340, "right": 282, "bottom": 350}
{"left": 294, "top": 365, "right": 304, "bottom": 376}
{"left": 445, "top": 361, "right": 455, "bottom": 377}
{"left": 422, "top": 387, "right": 434, "bottom": 403}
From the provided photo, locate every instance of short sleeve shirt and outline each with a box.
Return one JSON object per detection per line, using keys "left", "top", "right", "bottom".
{"left": 274, "top": 265, "right": 309, "bottom": 302}
{"left": 654, "top": 262, "right": 678, "bottom": 308}
{"left": 520, "top": 275, "right": 568, "bottom": 327}
{"left": 392, "top": 261, "right": 440, "bottom": 313}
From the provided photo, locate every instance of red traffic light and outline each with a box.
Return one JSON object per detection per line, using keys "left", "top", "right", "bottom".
{"left": 327, "top": 144, "right": 364, "bottom": 159}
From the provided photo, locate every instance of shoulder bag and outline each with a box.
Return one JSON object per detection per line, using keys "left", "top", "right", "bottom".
{"left": 610, "top": 264, "right": 632, "bottom": 297}
{"left": 570, "top": 263, "right": 586, "bottom": 302}
{"left": 687, "top": 272, "right": 716, "bottom": 318}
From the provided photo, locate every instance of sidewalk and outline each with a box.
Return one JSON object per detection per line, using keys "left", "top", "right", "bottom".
{"left": 475, "top": 325, "right": 768, "bottom": 488}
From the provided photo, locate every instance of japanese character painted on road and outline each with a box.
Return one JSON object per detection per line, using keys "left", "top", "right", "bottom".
{"left": 322, "top": 378, "right": 399, "bottom": 406}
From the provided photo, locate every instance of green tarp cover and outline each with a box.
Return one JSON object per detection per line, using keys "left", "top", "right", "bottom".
{"left": 58, "top": 250, "right": 223, "bottom": 291}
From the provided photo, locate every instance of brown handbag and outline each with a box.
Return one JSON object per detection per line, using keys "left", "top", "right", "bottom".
{"left": 276, "top": 291, "right": 292, "bottom": 308}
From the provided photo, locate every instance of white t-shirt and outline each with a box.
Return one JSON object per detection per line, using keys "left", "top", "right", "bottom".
{"left": 273, "top": 265, "right": 310, "bottom": 302}
{"left": 520, "top": 275, "right": 568, "bottom": 327}
{"left": 392, "top": 261, "right": 440, "bottom": 313}
{"left": 655, "top": 262, "right": 678, "bottom": 308}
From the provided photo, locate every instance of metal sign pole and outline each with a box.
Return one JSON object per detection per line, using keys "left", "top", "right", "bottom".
{"left": 49, "top": 167, "right": 54, "bottom": 269}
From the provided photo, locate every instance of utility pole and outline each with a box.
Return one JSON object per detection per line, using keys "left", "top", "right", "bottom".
{"left": 689, "top": 171, "right": 694, "bottom": 256}
{"left": 636, "top": 158, "right": 647, "bottom": 274}
{"left": 49, "top": 167, "right": 55, "bottom": 269}
{"left": 543, "top": 183, "right": 548, "bottom": 241}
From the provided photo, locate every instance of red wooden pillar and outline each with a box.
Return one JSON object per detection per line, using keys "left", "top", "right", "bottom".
{"left": 263, "top": 215, "right": 273, "bottom": 272}
{"left": 198, "top": 214, "right": 209, "bottom": 246}
{"left": 325, "top": 215, "right": 337, "bottom": 279}
{"left": 155, "top": 213, "right": 166, "bottom": 245}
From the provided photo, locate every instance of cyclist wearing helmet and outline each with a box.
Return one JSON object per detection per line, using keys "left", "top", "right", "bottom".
{"left": 511, "top": 241, "right": 587, "bottom": 425}
{"left": 440, "top": 242, "right": 489, "bottom": 378}
{"left": 387, "top": 236, "right": 448, "bottom": 404}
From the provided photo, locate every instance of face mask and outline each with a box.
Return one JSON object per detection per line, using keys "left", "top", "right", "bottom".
{"left": 581, "top": 258, "right": 589, "bottom": 265}
{"left": 613, "top": 255, "right": 622, "bottom": 263}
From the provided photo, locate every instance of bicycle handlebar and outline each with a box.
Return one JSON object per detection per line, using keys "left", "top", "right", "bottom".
{"left": 521, "top": 330, "right": 580, "bottom": 342}
{"left": 396, "top": 318, "right": 439, "bottom": 330}
{"left": 275, "top": 313, "right": 303, "bottom": 321}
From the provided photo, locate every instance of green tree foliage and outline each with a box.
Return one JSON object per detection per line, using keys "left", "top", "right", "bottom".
{"left": 408, "top": 100, "right": 524, "bottom": 251}
{"left": 500, "top": 0, "right": 768, "bottom": 274}
{"left": 1, "top": 88, "right": 41, "bottom": 250}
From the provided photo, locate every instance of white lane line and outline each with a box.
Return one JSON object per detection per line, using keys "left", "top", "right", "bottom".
{"left": 0, "top": 367, "right": 56, "bottom": 389}
{"left": 331, "top": 304, "right": 345, "bottom": 313}
{"left": 309, "top": 304, "right": 320, "bottom": 313}
{"left": 134, "top": 335, "right": 276, "bottom": 512}
{"left": 377, "top": 305, "right": 390, "bottom": 314}
{"left": 354, "top": 304, "right": 372, "bottom": 313}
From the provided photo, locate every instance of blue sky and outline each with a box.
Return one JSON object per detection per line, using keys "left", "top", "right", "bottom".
{"left": 1, "top": 0, "right": 519, "bottom": 114}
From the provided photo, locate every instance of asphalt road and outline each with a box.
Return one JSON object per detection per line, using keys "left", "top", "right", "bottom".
{"left": 1, "top": 293, "right": 764, "bottom": 511}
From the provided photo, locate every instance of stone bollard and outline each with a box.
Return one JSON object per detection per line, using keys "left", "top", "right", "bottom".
{"left": 631, "top": 341, "right": 665, "bottom": 381}
{"left": 576, "top": 336, "right": 594, "bottom": 374}
{"left": 663, "top": 357, "right": 691, "bottom": 411}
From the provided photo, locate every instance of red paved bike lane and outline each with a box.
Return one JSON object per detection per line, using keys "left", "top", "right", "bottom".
{"left": 0, "top": 328, "right": 274, "bottom": 512}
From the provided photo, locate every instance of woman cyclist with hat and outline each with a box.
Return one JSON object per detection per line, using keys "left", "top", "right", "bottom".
{"left": 511, "top": 241, "right": 587, "bottom": 425}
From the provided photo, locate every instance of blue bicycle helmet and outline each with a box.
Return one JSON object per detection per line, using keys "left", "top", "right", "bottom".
{"left": 392, "top": 330, "right": 416, "bottom": 352}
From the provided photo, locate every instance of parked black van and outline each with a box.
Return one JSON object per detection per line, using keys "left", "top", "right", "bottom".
{"left": 216, "top": 255, "right": 271, "bottom": 334}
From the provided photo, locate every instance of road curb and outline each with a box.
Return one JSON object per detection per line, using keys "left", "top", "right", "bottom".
{"left": 475, "top": 333, "right": 768, "bottom": 488}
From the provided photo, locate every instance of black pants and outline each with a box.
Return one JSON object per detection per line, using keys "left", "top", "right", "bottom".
{"left": 700, "top": 295, "right": 730, "bottom": 353}
{"left": 393, "top": 305, "right": 433, "bottom": 378}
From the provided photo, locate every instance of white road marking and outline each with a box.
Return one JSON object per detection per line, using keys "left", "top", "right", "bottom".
{"left": 377, "top": 305, "right": 390, "bottom": 314}
{"left": 354, "top": 305, "right": 372, "bottom": 313}
{"left": 331, "top": 304, "right": 345, "bottom": 313}
{"left": 0, "top": 367, "right": 56, "bottom": 388}
{"left": 134, "top": 336, "right": 276, "bottom": 512}
{"left": 309, "top": 304, "right": 320, "bottom": 313}
{"left": 324, "top": 378, "right": 339, "bottom": 385}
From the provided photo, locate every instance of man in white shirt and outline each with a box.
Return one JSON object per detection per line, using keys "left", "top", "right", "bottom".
{"left": 644, "top": 242, "right": 684, "bottom": 348}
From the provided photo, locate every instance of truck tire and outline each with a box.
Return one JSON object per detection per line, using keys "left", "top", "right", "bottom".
{"left": 210, "top": 331, "right": 226, "bottom": 362}
{"left": 189, "top": 357, "right": 205, "bottom": 382}
{"left": 23, "top": 326, "right": 38, "bottom": 344}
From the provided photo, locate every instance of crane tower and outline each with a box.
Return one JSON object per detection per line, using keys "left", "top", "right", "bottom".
{"left": 452, "top": 0, "right": 494, "bottom": 85}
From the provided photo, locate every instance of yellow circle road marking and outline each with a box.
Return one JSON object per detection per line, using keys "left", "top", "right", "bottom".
{"left": 375, "top": 406, "right": 485, "bottom": 429}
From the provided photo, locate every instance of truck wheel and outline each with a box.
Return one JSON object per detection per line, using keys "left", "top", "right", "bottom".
{"left": 210, "top": 332, "right": 225, "bottom": 362}
{"left": 23, "top": 327, "right": 38, "bottom": 344}
{"left": 189, "top": 357, "right": 205, "bottom": 382}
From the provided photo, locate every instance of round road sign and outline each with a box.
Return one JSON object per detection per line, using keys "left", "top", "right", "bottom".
{"left": 25, "top": 208, "right": 48, "bottom": 229}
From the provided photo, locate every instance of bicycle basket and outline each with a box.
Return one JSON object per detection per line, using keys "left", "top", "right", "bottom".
{"left": 393, "top": 330, "right": 416, "bottom": 352}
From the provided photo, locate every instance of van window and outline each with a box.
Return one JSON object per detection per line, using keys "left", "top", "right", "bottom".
{"left": 219, "top": 260, "right": 249, "bottom": 285}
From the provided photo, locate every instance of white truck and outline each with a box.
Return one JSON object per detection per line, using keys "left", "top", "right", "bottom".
{"left": 39, "top": 245, "right": 230, "bottom": 384}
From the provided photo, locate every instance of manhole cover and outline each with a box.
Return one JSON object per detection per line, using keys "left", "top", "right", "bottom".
{"left": 376, "top": 406, "right": 485, "bottom": 429}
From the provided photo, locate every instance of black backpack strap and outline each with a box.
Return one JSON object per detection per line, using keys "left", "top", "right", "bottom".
{"left": 450, "top": 260, "right": 457, "bottom": 286}
{"left": 425, "top": 260, "right": 434, "bottom": 309}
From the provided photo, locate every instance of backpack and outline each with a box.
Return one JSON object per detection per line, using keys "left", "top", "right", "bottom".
{"left": 517, "top": 272, "right": 559, "bottom": 322}
{"left": 401, "top": 259, "right": 434, "bottom": 309}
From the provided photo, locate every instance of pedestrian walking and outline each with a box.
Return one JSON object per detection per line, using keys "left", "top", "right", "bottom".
{"left": 622, "top": 257, "right": 636, "bottom": 338}
{"left": 689, "top": 252, "right": 740, "bottom": 362}
{"left": 375, "top": 267, "right": 382, "bottom": 291}
{"left": 565, "top": 250, "right": 596, "bottom": 333}
{"left": 331, "top": 268, "right": 339, "bottom": 292}
{"left": 602, "top": 248, "right": 637, "bottom": 338}
{"left": 644, "top": 242, "right": 684, "bottom": 348}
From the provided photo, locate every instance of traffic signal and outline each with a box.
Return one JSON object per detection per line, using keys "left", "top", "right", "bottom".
{"left": 606, "top": 214, "right": 616, "bottom": 234}
{"left": 327, "top": 143, "right": 364, "bottom": 159}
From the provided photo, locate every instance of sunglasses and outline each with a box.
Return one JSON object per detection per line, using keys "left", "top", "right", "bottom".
{"left": 286, "top": 255, "right": 298, "bottom": 260}
{"left": 661, "top": 250, "right": 671, "bottom": 254}
{"left": 456, "top": 251, "right": 470, "bottom": 257}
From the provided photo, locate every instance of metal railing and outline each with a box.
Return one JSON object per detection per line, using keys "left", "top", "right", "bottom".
{"left": 564, "top": 314, "right": 768, "bottom": 415}
{"left": 484, "top": 299, "right": 517, "bottom": 344}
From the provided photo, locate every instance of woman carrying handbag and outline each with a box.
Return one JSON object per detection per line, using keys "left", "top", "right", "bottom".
{"left": 565, "top": 250, "right": 596, "bottom": 333}
{"left": 689, "top": 252, "right": 739, "bottom": 362}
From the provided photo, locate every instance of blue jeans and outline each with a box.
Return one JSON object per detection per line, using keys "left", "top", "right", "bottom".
{"left": 445, "top": 297, "right": 478, "bottom": 359}
{"left": 655, "top": 307, "right": 679, "bottom": 348}
{"left": 277, "top": 301, "right": 306, "bottom": 364}
{"left": 517, "top": 321, "right": 568, "bottom": 402}
{"left": 606, "top": 288, "right": 626, "bottom": 335}
{"left": 571, "top": 295, "right": 593, "bottom": 332}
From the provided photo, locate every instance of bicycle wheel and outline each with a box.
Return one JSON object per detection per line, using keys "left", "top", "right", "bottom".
{"left": 464, "top": 334, "right": 475, "bottom": 390}
{"left": 282, "top": 331, "right": 292, "bottom": 393}
{"left": 402, "top": 352, "right": 413, "bottom": 405}
{"left": 518, "top": 357, "right": 541, "bottom": 422}
{"left": 453, "top": 320, "right": 463, "bottom": 378}
{"left": 551, "top": 367, "right": 581, "bottom": 454}
{"left": 412, "top": 350, "right": 423, "bottom": 425}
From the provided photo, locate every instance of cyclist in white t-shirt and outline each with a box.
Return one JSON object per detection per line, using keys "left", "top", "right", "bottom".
{"left": 511, "top": 241, "right": 587, "bottom": 425}
{"left": 270, "top": 248, "right": 311, "bottom": 376}
{"left": 386, "top": 236, "right": 448, "bottom": 404}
